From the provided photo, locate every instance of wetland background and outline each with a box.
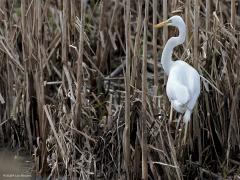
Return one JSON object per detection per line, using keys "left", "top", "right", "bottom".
{"left": 0, "top": 0, "right": 240, "bottom": 179}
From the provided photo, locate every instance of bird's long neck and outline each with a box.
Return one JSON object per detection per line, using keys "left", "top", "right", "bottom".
{"left": 161, "top": 24, "right": 186, "bottom": 75}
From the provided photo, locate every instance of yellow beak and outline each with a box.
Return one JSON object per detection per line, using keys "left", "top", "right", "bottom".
{"left": 154, "top": 20, "right": 169, "bottom": 28}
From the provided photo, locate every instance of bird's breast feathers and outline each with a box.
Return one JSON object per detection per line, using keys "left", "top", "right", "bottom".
{"left": 172, "top": 100, "right": 186, "bottom": 113}
{"left": 166, "top": 60, "right": 200, "bottom": 112}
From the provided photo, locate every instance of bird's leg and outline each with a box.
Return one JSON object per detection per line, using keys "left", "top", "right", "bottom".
{"left": 169, "top": 104, "right": 173, "bottom": 124}
{"left": 182, "top": 110, "right": 191, "bottom": 144}
{"left": 175, "top": 114, "right": 183, "bottom": 139}
{"left": 183, "top": 121, "right": 188, "bottom": 144}
{"left": 176, "top": 114, "right": 182, "bottom": 130}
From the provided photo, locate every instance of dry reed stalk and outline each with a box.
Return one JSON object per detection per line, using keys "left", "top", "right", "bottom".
{"left": 231, "top": 0, "right": 236, "bottom": 28}
{"left": 163, "top": 0, "right": 168, "bottom": 44}
{"left": 142, "top": 0, "right": 149, "bottom": 179}
{"left": 21, "top": 0, "right": 33, "bottom": 151}
{"left": 109, "top": 0, "right": 119, "bottom": 35}
{"left": 61, "top": 0, "right": 67, "bottom": 62}
{"left": 206, "top": 0, "right": 211, "bottom": 32}
{"left": 193, "top": 0, "right": 199, "bottom": 67}
{"left": 72, "top": 1, "right": 85, "bottom": 178}
{"left": 162, "top": 0, "right": 168, "bottom": 112}
{"left": 61, "top": 2, "right": 74, "bottom": 176}
{"left": 0, "top": 0, "right": 7, "bottom": 145}
{"left": 131, "top": 1, "right": 143, "bottom": 178}
{"left": 131, "top": 0, "right": 142, "bottom": 88}
{"left": 227, "top": 83, "right": 239, "bottom": 167}
{"left": 193, "top": 0, "right": 202, "bottom": 168}
{"left": 1, "top": 0, "right": 240, "bottom": 179}
{"left": 166, "top": 127, "right": 182, "bottom": 179}
{"left": 205, "top": 0, "right": 211, "bottom": 59}
{"left": 75, "top": 0, "right": 85, "bottom": 131}
{"left": 35, "top": 0, "right": 48, "bottom": 175}
{"left": 152, "top": 0, "right": 158, "bottom": 112}
{"left": 2, "top": 1, "right": 11, "bottom": 145}
{"left": 108, "top": 0, "right": 119, "bottom": 52}
{"left": 0, "top": 0, "right": 5, "bottom": 20}
{"left": 96, "top": 0, "right": 111, "bottom": 74}
{"left": 62, "top": 1, "right": 75, "bottom": 103}
{"left": 238, "top": 0, "right": 240, "bottom": 15}
{"left": 185, "top": 0, "right": 191, "bottom": 44}
{"left": 44, "top": 105, "right": 65, "bottom": 158}
{"left": 158, "top": 132, "right": 172, "bottom": 179}
{"left": 70, "top": 0, "right": 76, "bottom": 28}
{"left": 123, "top": 0, "right": 130, "bottom": 178}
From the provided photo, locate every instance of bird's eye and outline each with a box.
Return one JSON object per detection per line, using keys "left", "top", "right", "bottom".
{"left": 166, "top": 20, "right": 172, "bottom": 26}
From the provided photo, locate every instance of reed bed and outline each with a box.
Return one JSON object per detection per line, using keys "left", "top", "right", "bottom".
{"left": 0, "top": 0, "right": 240, "bottom": 179}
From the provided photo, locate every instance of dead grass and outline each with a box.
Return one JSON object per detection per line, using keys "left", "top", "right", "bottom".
{"left": 0, "top": 0, "right": 240, "bottom": 179}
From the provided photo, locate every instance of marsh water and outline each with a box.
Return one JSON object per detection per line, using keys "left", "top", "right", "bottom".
{"left": 0, "top": 148, "right": 32, "bottom": 179}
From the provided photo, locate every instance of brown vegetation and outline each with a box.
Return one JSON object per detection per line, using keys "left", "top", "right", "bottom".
{"left": 0, "top": 0, "right": 240, "bottom": 179}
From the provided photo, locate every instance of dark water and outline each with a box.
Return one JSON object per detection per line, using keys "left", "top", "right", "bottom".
{"left": 0, "top": 148, "right": 32, "bottom": 179}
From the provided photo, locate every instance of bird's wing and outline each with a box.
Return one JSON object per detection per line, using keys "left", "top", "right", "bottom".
{"left": 166, "top": 81, "right": 190, "bottom": 105}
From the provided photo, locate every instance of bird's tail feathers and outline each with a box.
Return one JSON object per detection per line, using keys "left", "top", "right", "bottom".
{"left": 183, "top": 109, "right": 191, "bottom": 123}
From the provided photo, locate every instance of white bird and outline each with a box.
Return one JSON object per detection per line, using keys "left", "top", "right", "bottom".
{"left": 154, "top": 16, "right": 200, "bottom": 141}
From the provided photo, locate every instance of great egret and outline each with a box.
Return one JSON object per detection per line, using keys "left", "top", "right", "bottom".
{"left": 154, "top": 16, "right": 200, "bottom": 141}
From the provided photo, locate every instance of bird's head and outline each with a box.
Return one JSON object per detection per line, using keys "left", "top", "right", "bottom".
{"left": 154, "top": 15, "right": 185, "bottom": 29}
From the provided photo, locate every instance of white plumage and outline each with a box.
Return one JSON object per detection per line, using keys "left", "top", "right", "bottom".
{"left": 154, "top": 16, "right": 200, "bottom": 138}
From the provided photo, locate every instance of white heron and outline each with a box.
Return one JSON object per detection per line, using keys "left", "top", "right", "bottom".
{"left": 154, "top": 16, "right": 200, "bottom": 141}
